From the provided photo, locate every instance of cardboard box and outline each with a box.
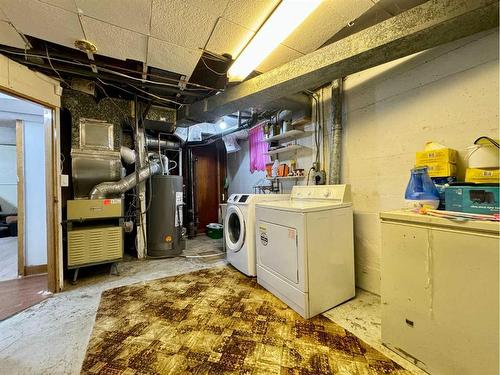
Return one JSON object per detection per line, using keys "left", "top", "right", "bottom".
{"left": 445, "top": 186, "right": 500, "bottom": 214}
{"left": 465, "top": 168, "right": 500, "bottom": 184}
{"left": 416, "top": 162, "right": 457, "bottom": 177}
{"left": 416, "top": 147, "right": 458, "bottom": 165}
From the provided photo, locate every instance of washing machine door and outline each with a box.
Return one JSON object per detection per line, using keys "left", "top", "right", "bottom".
{"left": 224, "top": 205, "right": 245, "bottom": 252}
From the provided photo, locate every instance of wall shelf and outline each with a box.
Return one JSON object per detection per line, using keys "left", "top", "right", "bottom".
{"left": 264, "top": 129, "right": 304, "bottom": 142}
{"left": 265, "top": 144, "right": 309, "bottom": 156}
{"left": 291, "top": 117, "right": 311, "bottom": 127}
{"left": 266, "top": 176, "right": 305, "bottom": 180}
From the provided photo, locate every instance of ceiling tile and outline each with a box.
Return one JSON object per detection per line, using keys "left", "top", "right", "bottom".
{"left": 38, "top": 0, "right": 78, "bottom": 12}
{"left": 150, "top": 0, "right": 228, "bottom": 50}
{"left": 0, "top": 7, "right": 8, "bottom": 21}
{"left": 81, "top": 16, "right": 147, "bottom": 62}
{"left": 148, "top": 37, "right": 202, "bottom": 78}
{"left": 0, "top": 20, "right": 26, "bottom": 49}
{"left": 0, "top": 0, "right": 84, "bottom": 49}
{"left": 75, "top": 0, "right": 152, "bottom": 34}
{"left": 222, "top": 0, "right": 279, "bottom": 31}
{"left": 205, "top": 18, "right": 253, "bottom": 59}
{"left": 256, "top": 43, "right": 303, "bottom": 73}
{"left": 282, "top": 0, "right": 374, "bottom": 54}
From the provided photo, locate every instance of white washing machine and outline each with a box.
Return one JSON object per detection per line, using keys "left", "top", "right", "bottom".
{"left": 224, "top": 193, "right": 288, "bottom": 276}
{"left": 255, "top": 185, "right": 355, "bottom": 318}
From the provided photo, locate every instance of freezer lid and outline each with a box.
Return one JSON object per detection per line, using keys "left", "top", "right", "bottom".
{"left": 380, "top": 210, "right": 499, "bottom": 235}
{"left": 256, "top": 200, "right": 351, "bottom": 212}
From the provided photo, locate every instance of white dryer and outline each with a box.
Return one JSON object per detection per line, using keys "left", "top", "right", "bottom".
{"left": 224, "top": 193, "right": 288, "bottom": 276}
{"left": 255, "top": 185, "right": 354, "bottom": 318}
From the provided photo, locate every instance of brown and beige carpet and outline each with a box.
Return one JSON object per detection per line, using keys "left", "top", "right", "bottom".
{"left": 82, "top": 267, "right": 411, "bottom": 374}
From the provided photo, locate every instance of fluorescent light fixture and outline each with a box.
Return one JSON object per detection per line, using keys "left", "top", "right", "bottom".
{"left": 227, "top": 0, "right": 322, "bottom": 82}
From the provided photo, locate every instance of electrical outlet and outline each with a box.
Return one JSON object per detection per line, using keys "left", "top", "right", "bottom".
{"left": 313, "top": 170, "right": 326, "bottom": 185}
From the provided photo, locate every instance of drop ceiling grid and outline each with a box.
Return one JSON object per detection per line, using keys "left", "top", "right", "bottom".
{"left": 221, "top": 0, "right": 280, "bottom": 32}
{"left": 0, "top": 20, "right": 26, "bottom": 49}
{"left": 148, "top": 37, "right": 202, "bottom": 79}
{"left": 281, "top": 0, "right": 375, "bottom": 55}
{"left": 81, "top": 16, "right": 148, "bottom": 63}
{"left": 0, "top": 0, "right": 85, "bottom": 50}
{"left": 150, "top": 0, "right": 228, "bottom": 50}
{"left": 75, "top": 0, "right": 153, "bottom": 35}
{"left": 38, "top": 0, "right": 78, "bottom": 12}
{"left": 256, "top": 43, "right": 304, "bottom": 73}
{"left": 0, "top": 6, "right": 8, "bottom": 21}
{"left": 205, "top": 18, "right": 254, "bottom": 59}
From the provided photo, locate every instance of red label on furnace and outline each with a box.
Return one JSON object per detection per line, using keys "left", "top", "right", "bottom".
{"left": 103, "top": 199, "right": 110, "bottom": 205}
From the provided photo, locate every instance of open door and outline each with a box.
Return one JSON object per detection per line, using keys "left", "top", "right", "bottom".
{"left": 0, "top": 95, "right": 52, "bottom": 321}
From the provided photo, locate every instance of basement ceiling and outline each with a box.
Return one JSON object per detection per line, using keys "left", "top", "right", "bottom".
{"left": 0, "top": 0, "right": 383, "bottom": 79}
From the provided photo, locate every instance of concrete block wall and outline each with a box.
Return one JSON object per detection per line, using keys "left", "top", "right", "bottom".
{"left": 226, "top": 29, "right": 499, "bottom": 295}
{"left": 341, "top": 29, "right": 499, "bottom": 294}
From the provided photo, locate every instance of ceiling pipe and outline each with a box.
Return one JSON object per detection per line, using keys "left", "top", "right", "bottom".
{"left": 329, "top": 79, "right": 343, "bottom": 185}
{"left": 176, "top": 0, "right": 498, "bottom": 125}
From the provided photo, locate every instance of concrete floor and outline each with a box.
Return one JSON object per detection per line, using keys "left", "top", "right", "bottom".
{"left": 0, "top": 236, "right": 425, "bottom": 375}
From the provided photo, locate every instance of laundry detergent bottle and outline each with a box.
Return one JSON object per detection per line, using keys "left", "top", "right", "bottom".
{"left": 405, "top": 166, "right": 440, "bottom": 209}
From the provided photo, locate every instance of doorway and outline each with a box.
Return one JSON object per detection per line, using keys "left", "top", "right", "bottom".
{"left": 0, "top": 93, "right": 51, "bottom": 320}
{"left": 192, "top": 141, "right": 226, "bottom": 233}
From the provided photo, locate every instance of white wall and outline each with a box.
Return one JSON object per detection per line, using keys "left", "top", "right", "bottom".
{"left": 227, "top": 139, "right": 267, "bottom": 195}
{"left": 341, "top": 29, "right": 499, "bottom": 294}
{"left": 0, "top": 132, "right": 17, "bottom": 212}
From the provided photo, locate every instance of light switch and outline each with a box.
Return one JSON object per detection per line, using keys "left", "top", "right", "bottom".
{"left": 61, "top": 174, "right": 69, "bottom": 187}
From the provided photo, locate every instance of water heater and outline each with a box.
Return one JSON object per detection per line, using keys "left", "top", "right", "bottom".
{"left": 147, "top": 175, "right": 185, "bottom": 257}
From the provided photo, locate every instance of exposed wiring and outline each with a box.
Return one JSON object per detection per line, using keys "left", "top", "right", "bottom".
{"left": 168, "top": 160, "right": 178, "bottom": 172}
{"left": 96, "top": 78, "right": 175, "bottom": 109}
{"left": 200, "top": 57, "right": 227, "bottom": 76}
{"left": 0, "top": 48, "right": 221, "bottom": 91}
{"left": 127, "top": 83, "right": 184, "bottom": 107}
{"left": 306, "top": 166, "right": 314, "bottom": 186}
{"left": 45, "top": 44, "right": 69, "bottom": 86}
{"left": 94, "top": 80, "right": 134, "bottom": 129}
{"left": 474, "top": 136, "right": 499, "bottom": 148}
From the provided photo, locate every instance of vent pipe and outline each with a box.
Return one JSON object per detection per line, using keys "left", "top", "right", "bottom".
{"left": 120, "top": 146, "right": 136, "bottom": 164}
{"left": 145, "top": 136, "right": 180, "bottom": 150}
{"left": 89, "top": 161, "right": 161, "bottom": 199}
{"left": 329, "top": 78, "right": 343, "bottom": 184}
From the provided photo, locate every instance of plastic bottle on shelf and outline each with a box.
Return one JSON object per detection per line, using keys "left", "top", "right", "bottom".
{"left": 272, "top": 159, "right": 279, "bottom": 178}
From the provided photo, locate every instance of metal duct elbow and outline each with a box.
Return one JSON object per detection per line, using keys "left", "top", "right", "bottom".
{"left": 145, "top": 137, "right": 180, "bottom": 150}
{"left": 89, "top": 161, "right": 162, "bottom": 199}
{"left": 277, "top": 109, "right": 292, "bottom": 123}
{"left": 120, "top": 146, "right": 136, "bottom": 164}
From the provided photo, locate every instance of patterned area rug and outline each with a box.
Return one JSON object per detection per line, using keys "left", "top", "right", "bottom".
{"left": 82, "top": 267, "right": 411, "bottom": 374}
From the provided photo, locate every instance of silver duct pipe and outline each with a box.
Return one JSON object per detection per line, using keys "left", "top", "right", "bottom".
{"left": 145, "top": 136, "right": 180, "bottom": 150}
{"left": 277, "top": 109, "right": 292, "bottom": 123}
{"left": 120, "top": 146, "right": 136, "bottom": 164}
{"left": 329, "top": 79, "right": 343, "bottom": 185}
{"left": 89, "top": 161, "right": 162, "bottom": 199}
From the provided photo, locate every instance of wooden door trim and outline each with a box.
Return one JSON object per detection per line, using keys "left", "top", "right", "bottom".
{"left": 1, "top": 87, "right": 62, "bottom": 293}
{"left": 15, "top": 120, "right": 25, "bottom": 277}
